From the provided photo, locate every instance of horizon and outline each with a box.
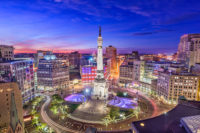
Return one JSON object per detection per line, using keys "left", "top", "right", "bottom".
{"left": 13, "top": 47, "right": 176, "bottom": 55}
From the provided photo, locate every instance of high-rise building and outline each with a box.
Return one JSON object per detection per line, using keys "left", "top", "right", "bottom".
{"left": 157, "top": 72, "right": 200, "bottom": 103}
{"left": 0, "top": 45, "right": 14, "bottom": 62}
{"left": 34, "top": 50, "right": 53, "bottom": 91}
{"left": 106, "top": 45, "right": 117, "bottom": 59}
{"left": 68, "top": 51, "right": 81, "bottom": 69}
{"left": 177, "top": 34, "right": 200, "bottom": 68}
{"left": 37, "top": 54, "right": 69, "bottom": 91}
{"left": 0, "top": 82, "right": 24, "bottom": 133}
{"left": 106, "top": 45, "right": 117, "bottom": 78}
{"left": 0, "top": 59, "right": 35, "bottom": 103}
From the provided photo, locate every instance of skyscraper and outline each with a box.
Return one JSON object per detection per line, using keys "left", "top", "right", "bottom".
{"left": 68, "top": 51, "right": 81, "bottom": 69}
{"left": 105, "top": 45, "right": 117, "bottom": 78}
{"left": 92, "top": 26, "right": 108, "bottom": 100}
{"left": 37, "top": 54, "right": 69, "bottom": 92}
{"left": 177, "top": 34, "right": 200, "bottom": 69}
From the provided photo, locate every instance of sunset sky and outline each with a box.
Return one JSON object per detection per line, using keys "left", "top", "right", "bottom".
{"left": 0, "top": 0, "right": 200, "bottom": 54}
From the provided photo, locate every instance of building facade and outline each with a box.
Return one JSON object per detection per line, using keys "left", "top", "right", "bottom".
{"left": 119, "top": 64, "right": 133, "bottom": 86}
{"left": 105, "top": 45, "right": 117, "bottom": 78}
{"left": 37, "top": 55, "right": 69, "bottom": 91}
{"left": 34, "top": 50, "right": 52, "bottom": 68}
{"left": 157, "top": 72, "right": 200, "bottom": 103}
{"left": 80, "top": 65, "right": 109, "bottom": 84}
{"left": 0, "top": 82, "right": 24, "bottom": 133}
{"left": 68, "top": 51, "right": 81, "bottom": 69}
{"left": 0, "top": 45, "right": 14, "bottom": 62}
{"left": 0, "top": 59, "right": 35, "bottom": 103}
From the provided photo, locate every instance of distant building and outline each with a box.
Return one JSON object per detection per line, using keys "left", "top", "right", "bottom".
{"left": 132, "top": 61, "right": 144, "bottom": 82}
{"left": 37, "top": 54, "right": 69, "bottom": 91}
{"left": 80, "top": 65, "right": 109, "bottom": 84}
{"left": 140, "top": 54, "right": 159, "bottom": 61}
{"left": 106, "top": 45, "right": 117, "bottom": 78}
{"left": 34, "top": 50, "right": 53, "bottom": 68}
{"left": 122, "top": 51, "right": 139, "bottom": 65}
{"left": 119, "top": 64, "right": 133, "bottom": 86}
{"left": 69, "top": 51, "right": 81, "bottom": 69}
{"left": 0, "top": 82, "right": 24, "bottom": 133}
{"left": 177, "top": 34, "right": 200, "bottom": 69}
{"left": 132, "top": 61, "right": 169, "bottom": 84}
{"left": 80, "top": 54, "right": 94, "bottom": 66}
{"left": 157, "top": 72, "right": 200, "bottom": 103}
{"left": 0, "top": 59, "right": 35, "bottom": 103}
{"left": 0, "top": 45, "right": 14, "bottom": 62}
{"left": 106, "top": 45, "right": 117, "bottom": 59}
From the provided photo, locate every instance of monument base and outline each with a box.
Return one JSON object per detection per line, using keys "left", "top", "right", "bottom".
{"left": 71, "top": 100, "right": 108, "bottom": 122}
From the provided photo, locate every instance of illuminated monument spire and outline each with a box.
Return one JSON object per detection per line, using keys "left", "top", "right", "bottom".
{"left": 92, "top": 26, "right": 108, "bottom": 100}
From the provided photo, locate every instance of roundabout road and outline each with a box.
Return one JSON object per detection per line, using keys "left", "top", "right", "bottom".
{"left": 41, "top": 95, "right": 79, "bottom": 133}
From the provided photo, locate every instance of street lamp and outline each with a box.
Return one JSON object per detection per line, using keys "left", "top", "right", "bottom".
{"left": 85, "top": 88, "right": 89, "bottom": 93}
{"left": 123, "top": 92, "right": 127, "bottom": 97}
{"left": 89, "top": 58, "right": 93, "bottom": 65}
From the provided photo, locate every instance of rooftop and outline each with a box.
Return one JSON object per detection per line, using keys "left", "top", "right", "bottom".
{"left": 132, "top": 100, "right": 200, "bottom": 133}
{"left": 0, "top": 59, "right": 33, "bottom": 63}
{"left": 181, "top": 115, "right": 200, "bottom": 133}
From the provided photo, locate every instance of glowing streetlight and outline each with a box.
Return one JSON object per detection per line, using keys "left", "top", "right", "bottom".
{"left": 140, "top": 123, "right": 145, "bottom": 127}
{"left": 85, "top": 88, "right": 89, "bottom": 93}
{"left": 123, "top": 92, "right": 127, "bottom": 97}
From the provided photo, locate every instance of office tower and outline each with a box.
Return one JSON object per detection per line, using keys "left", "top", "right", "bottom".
{"left": 177, "top": 34, "right": 200, "bottom": 69}
{"left": 0, "top": 59, "right": 35, "bottom": 103}
{"left": 34, "top": 50, "right": 53, "bottom": 91}
{"left": 106, "top": 45, "right": 117, "bottom": 78}
{"left": 68, "top": 51, "right": 81, "bottom": 69}
{"left": 0, "top": 82, "right": 24, "bottom": 133}
{"left": 0, "top": 45, "right": 14, "bottom": 62}
{"left": 37, "top": 54, "right": 69, "bottom": 91}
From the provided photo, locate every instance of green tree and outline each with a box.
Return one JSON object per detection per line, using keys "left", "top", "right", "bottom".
{"left": 102, "top": 115, "right": 112, "bottom": 127}
{"left": 109, "top": 107, "right": 120, "bottom": 119}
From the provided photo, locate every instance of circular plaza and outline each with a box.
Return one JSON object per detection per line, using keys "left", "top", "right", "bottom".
{"left": 38, "top": 84, "right": 174, "bottom": 133}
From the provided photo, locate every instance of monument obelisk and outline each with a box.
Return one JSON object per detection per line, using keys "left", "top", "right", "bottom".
{"left": 92, "top": 26, "right": 108, "bottom": 100}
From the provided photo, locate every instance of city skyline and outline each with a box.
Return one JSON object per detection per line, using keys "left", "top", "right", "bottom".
{"left": 1, "top": 0, "right": 200, "bottom": 54}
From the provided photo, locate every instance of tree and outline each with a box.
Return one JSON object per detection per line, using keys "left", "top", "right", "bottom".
{"left": 102, "top": 115, "right": 112, "bottom": 127}
{"left": 133, "top": 107, "right": 140, "bottom": 119}
{"left": 109, "top": 107, "right": 120, "bottom": 119}
{"left": 50, "top": 105, "right": 58, "bottom": 115}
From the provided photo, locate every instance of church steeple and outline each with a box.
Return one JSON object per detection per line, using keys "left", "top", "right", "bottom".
{"left": 99, "top": 26, "right": 101, "bottom": 37}
{"left": 10, "top": 92, "right": 22, "bottom": 132}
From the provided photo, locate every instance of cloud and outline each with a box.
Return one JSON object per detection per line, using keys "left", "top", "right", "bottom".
{"left": 114, "top": 5, "right": 151, "bottom": 17}
{"left": 162, "top": 12, "right": 200, "bottom": 25}
{"left": 133, "top": 29, "right": 174, "bottom": 36}
{"left": 10, "top": 34, "right": 92, "bottom": 53}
